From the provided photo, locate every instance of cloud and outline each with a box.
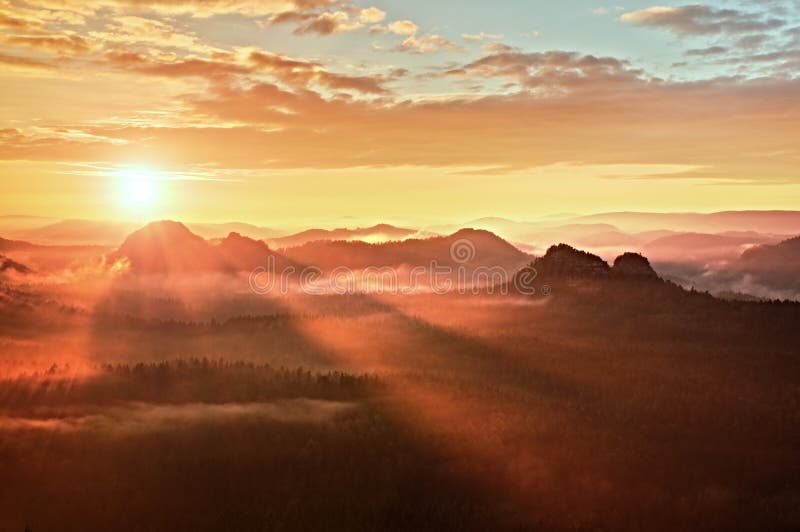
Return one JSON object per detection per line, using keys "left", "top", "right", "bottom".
{"left": 358, "top": 7, "right": 385, "bottom": 24}
{"left": 292, "top": 10, "right": 362, "bottom": 35}
{"left": 0, "top": 32, "right": 94, "bottom": 54}
{"left": 0, "top": 52, "right": 55, "bottom": 71}
{"left": 267, "top": 4, "right": 383, "bottom": 35}
{"left": 686, "top": 45, "right": 728, "bottom": 56}
{"left": 735, "top": 34, "right": 769, "bottom": 49}
{"left": 380, "top": 20, "right": 418, "bottom": 35}
{"left": 444, "top": 50, "right": 644, "bottom": 92}
{"left": 481, "top": 42, "right": 519, "bottom": 54}
{"left": 462, "top": 32, "right": 502, "bottom": 42}
{"left": 90, "top": 15, "right": 213, "bottom": 53}
{"left": 368, "top": 18, "right": 461, "bottom": 54}
{"left": 0, "top": 9, "right": 45, "bottom": 31}
{"left": 592, "top": 6, "right": 624, "bottom": 16}
{"left": 114, "top": 54, "right": 252, "bottom": 77}
{"left": 717, "top": 48, "right": 800, "bottom": 76}
{"left": 3, "top": 63, "right": 798, "bottom": 187}
{"left": 399, "top": 34, "right": 464, "bottom": 54}
{"left": 621, "top": 5, "right": 786, "bottom": 35}
{"left": 23, "top": 0, "right": 337, "bottom": 18}
{"left": 246, "top": 50, "right": 392, "bottom": 94}
{"left": 104, "top": 46, "right": 392, "bottom": 95}
{"left": 1, "top": 2, "right": 797, "bottom": 187}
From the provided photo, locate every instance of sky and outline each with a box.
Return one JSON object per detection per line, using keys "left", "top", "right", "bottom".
{"left": 0, "top": 0, "right": 799, "bottom": 225}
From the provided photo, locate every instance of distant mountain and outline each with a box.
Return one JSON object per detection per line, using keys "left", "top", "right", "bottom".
{"left": 0, "top": 215, "right": 58, "bottom": 234}
{"left": 650, "top": 235, "right": 800, "bottom": 301}
{"left": 109, "top": 223, "right": 530, "bottom": 277}
{"left": 0, "top": 236, "right": 38, "bottom": 252}
{"left": 454, "top": 217, "right": 539, "bottom": 241}
{"left": 188, "top": 222, "right": 282, "bottom": 241}
{"left": 10, "top": 219, "right": 139, "bottom": 246}
{"left": 281, "top": 228, "right": 531, "bottom": 272}
{"left": 4, "top": 218, "right": 281, "bottom": 247}
{"left": 0, "top": 235, "right": 111, "bottom": 273}
{"left": 431, "top": 219, "right": 632, "bottom": 248}
{"left": 569, "top": 230, "right": 642, "bottom": 248}
{"left": 732, "top": 236, "right": 800, "bottom": 291}
{"left": 270, "top": 224, "right": 419, "bottom": 248}
{"left": 569, "top": 211, "right": 800, "bottom": 234}
{"left": 738, "top": 235, "right": 800, "bottom": 266}
{"left": 642, "top": 232, "right": 782, "bottom": 262}
{"left": 518, "top": 223, "right": 623, "bottom": 246}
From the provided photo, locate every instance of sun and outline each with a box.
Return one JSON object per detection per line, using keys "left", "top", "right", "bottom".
{"left": 116, "top": 168, "right": 159, "bottom": 207}
{"left": 128, "top": 179, "right": 155, "bottom": 205}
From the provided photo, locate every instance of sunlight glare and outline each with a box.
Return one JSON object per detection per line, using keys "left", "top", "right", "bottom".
{"left": 129, "top": 180, "right": 154, "bottom": 204}
{"left": 118, "top": 169, "right": 159, "bottom": 207}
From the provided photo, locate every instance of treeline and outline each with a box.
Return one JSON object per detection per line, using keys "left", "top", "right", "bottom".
{"left": 0, "top": 359, "right": 383, "bottom": 411}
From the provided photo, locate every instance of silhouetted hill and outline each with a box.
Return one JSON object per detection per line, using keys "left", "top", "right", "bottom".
{"left": 110, "top": 223, "right": 311, "bottom": 275}
{"left": 510, "top": 245, "right": 664, "bottom": 296}
{"left": 281, "top": 228, "right": 531, "bottom": 271}
{"left": 531, "top": 244, "right": 612, "bottom": 278}
{"left": 217, "top": 232, "right": 299, "bottom": 272}
{"left": 731, "top": 235, "right": 800, "bottom": 291}
{"left": 738, "top": 235, "right": 800, "bottom": 266}
{"left": 612, "top": 252, "right": 658, "bottom": 279}
{"left": 270, "top": 224, "right": 418, "bottom": 248}
{"left": 109, "top": 221, "right": 231, "bottom": 274}
{"left": 218, "top": 232, "right": 269, "bottom": 268}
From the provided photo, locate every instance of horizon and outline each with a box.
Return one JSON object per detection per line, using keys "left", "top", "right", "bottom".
{"left": 6, "top": 207, "right": 800, "bottom": 230}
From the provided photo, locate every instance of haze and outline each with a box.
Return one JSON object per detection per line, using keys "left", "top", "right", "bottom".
{"left": 1, "top": 1, "right": 799, "bottom": 531}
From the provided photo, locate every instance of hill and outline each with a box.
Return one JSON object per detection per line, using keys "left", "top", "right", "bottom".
{"left": 511, "top": 245, "right": 660, "bottom": 295}
{"left": 109, "top": 221, "right": 232, "bottom": 274}
{"left": 0, "top": 236, "right": 39, "bottom": 252}
{"left": 642, "top": 232, "right": 781, "bottom": 262}
{"left": 731, "top": 235, "right": 800, "bottom": 292}
{"left": 270, "top": 224, "right": 418, "bottom": 248}
{"left": 529, "top": 243, "right": 612, "bottom": 278}
{"left": 109, "top": 222, "right": 335, "bottom": 275}
{"left": 188, "top": 222, "right": 282, "bottom": 241}
{"left": 280, "top": 228, "right": 532, "bottom": 272}
{"left": 570, "top": 210, "right": 800, "bottom": 234}
{"left": 9, "top": 219, "right": 138, "bottom": 246}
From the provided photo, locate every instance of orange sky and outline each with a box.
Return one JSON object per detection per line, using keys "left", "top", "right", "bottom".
{"left": 1, "top": 0, "right": 799, "bottom": 224}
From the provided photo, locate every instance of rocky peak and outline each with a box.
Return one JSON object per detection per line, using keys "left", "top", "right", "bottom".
{"left": 612, "top": 252, "right": 658, "bottom": 279}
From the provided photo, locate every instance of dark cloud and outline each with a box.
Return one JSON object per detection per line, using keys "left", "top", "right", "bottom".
{"left": 621, "top": 5, "right": 786, "bottom": 35}
{"left": 444, "top": 50, "right": 645, "bottom": 91}
{"left": 686, "top": 45, "right": 728, "bottom": 56}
